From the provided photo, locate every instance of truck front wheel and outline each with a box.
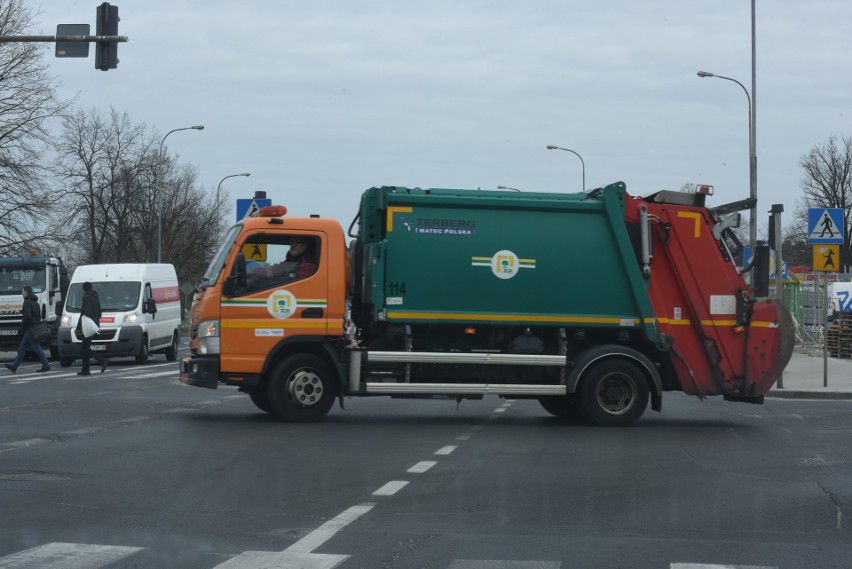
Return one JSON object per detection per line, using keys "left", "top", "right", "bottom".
{"left": 267, "top": 354, "right": 337, "bottom": 422}
{"left": 579, "top": 360, "right": 649, "bottom": 427}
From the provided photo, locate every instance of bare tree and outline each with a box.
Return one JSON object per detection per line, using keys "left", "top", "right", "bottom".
{"left": 0, "top": 0, "right": 71, "bottom": 254}
{"left": 54, "top": 107, "right": 230, "bottom": 284}
{"left": 797, "top": 134, "right": 852, "bottom": 271}
{"left": 54, "top": 107, "right": 153, "bottom": 263}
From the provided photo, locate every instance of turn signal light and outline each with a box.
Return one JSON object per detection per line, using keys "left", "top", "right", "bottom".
{"left": 464, "top": 327, "right": 476, "bottom": 335}
{"left": 733, "top": 325, "right": 745, "bottom": 334}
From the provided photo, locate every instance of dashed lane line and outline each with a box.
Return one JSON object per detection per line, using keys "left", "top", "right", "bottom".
{"left": 407, "top": 460, "right": 438, "bottom": 474}
{"left": 373, "top": 481, "right": 409, "bottom": 496}
{"left": 0, "top": 542, "right": 143, "bottom": 569}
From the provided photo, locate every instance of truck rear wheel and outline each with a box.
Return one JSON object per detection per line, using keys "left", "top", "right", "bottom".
{"left": 267, "top": 354, "right": 337, "bottom": 422}
{"left": 538, "top": 395, "right": 577, "bottom": 419}
{"left": 579, "top": 360, "right": 649, "bottom": 427}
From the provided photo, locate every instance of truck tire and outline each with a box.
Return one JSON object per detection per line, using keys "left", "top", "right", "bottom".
{"left": 60, "top": 357, "right": 74, "bottom": 368}
{"left": 248, "top": 391, "right": 274, "bottom": 414}
{"left": 578, "top": 359, "right": 649, "bottom": 427}
{"left": 135, "top": 335, "right": 149, "bottom": 364}
{"left": 539, "top": 395, "right": 577, "bottom": 419}
{"left": 267, "top": 354, "right": 337, "bottom": 422}
{"left": 164, "top": 333, "right": 178, "bottom": 361}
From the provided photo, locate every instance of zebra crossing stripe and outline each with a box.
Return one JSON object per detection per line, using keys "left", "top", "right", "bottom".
{"left": 0, "top": 542, "right": 142, "bottom": 569}
{"left": 670, "top": 563, "right": 778, "bottom": 569}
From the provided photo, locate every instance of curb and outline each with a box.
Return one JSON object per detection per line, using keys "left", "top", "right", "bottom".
{"left": 767, "top": 390, "right": 852, "bottom": 400}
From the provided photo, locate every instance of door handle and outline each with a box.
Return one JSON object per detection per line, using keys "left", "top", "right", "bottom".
{"left": 301, "top": 307, "right": 324, "bottom": 319}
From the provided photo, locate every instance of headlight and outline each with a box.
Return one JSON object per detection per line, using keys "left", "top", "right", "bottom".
{"left": 61, "top": 314, "right": 72, "bottom": 326}
{"left": 197, "top": 320, "right": 220, "bottom": 355}
{"left": 123, "top": 313, "right": 139, "bottom": 325}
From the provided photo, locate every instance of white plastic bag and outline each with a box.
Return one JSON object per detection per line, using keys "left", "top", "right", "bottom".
{"left": 81, "top": 315, "right": 100, "bottom": 338}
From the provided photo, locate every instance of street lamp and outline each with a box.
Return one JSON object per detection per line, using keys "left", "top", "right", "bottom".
{"left": 546, "top": 145, "right": 585, "bottom": 191}
{"left": 216, "top": 172, "right": 251, "bottom": 205}
{"left": 697, "top": 70, "right": 756, "bottom": 251}
{"left": 497, "top": 185, "right": 520, "bottom": 192}
{"left": 156, "top": 125, "right": 204, "bottom": 263}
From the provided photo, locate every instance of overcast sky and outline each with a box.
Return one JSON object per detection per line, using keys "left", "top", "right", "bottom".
{"left": 33, "top": 1, "right": 852, "bottom": 233}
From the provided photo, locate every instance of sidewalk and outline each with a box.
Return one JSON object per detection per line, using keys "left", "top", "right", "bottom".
{"left": 767, "top": 349, "right": 852, "bottom": 400}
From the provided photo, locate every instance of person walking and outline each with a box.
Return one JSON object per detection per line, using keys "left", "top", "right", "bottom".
{"left": 77, "top": 281, "right": 109, "bottom": 375}
{"left": 4, "top": 286, "right": 51, "bottom": 374}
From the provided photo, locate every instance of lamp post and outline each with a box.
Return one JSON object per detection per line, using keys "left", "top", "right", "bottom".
{"left": 697, "top": 70, "right": 756, "bottom": 251}
{"left": 497, "top": 185, "right": 520, "bottom": 192}
{"left": 546, "top": 145, "right": 585, "bottom": 191}
{"left": 216, "top": 172, "right": 251, "bottom": 206}
{"left": 156, "top": 125, "right": 204, "bottom": 263}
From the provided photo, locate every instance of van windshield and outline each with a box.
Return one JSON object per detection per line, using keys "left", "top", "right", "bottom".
{"left": 66, "top": 282, "right": 142, "bottom": 312}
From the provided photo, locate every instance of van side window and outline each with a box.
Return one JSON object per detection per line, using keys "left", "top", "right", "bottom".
{"left": 237, "top": 235, "right": 319, "bottom": 295}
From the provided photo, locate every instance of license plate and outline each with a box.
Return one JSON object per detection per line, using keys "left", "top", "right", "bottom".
{"left": 0, "top": 330, "right": 17, "bottom": 336}
{"left": 91, "top": 344, "right": 107, "bottom": 351}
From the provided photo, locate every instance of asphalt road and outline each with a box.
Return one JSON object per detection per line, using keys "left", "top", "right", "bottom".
{"left": 1, "top": 344, "right": 850, "bottom": 569}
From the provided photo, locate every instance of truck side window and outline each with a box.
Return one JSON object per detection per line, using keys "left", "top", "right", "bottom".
{"left": 238, "top": 235, "right": 319, "bottom": 295}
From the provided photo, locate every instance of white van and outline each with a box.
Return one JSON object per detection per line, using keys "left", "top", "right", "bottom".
{"left": 58, "top": 264, "right": 181, "bottom": 366}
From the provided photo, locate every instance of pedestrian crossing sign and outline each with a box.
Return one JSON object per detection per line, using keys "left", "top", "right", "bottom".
{"left": 813, "top": 245, "right": 839, "bottom": 272}
{"left": 808, "top": 208, "right": 844, "bottom": 244}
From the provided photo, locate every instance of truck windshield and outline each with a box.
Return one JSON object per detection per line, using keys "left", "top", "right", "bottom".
{"left": 65, "top": 282, "right": 141, "bottom": 312}
{"left": 199, "top": 224, "right": 242, "bottom": 288}
{"left": 0, "top": 266, "right": 46, "bottom": 294}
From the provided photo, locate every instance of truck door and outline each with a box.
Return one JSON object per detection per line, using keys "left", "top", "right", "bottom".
{"left": 220, "top": 232, "right": 328, "bottom": 374}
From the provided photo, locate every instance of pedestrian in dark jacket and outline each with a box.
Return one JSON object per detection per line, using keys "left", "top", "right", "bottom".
{"left": 4, "top": 286, "right": 50, "bottom": 374}
{"left": 76, "top": 281, "right": 109, "bottom": 375}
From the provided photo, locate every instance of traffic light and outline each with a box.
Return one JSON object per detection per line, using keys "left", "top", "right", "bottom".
{"left": 95, "top": 2, "right": 119, "bottom": 70}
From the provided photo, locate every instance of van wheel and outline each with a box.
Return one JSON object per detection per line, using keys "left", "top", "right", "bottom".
{"left": 49, "top": 345, "right": 60, "bottom": 361}
{"left": 164, "top": 333, "right": 178, "bottom": 361}
{"left": 135, "top": 335, "right": 149, "bottom": 364}
{"left": 60, "top": 357, "right": 74, "bottom": 368}
{"left": 248, "top": 391, "right": 274, "bottom": 414}
{"left": 579, "top": 360, "right": 649, "bottom": 427}
{"left": 267, "top": 354, "right": 337, "bottom": 422}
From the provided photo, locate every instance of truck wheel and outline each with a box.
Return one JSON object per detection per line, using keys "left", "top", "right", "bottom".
{"left": 539, "top": 395, "right": 577, "bottom": 419}
{"left": 164, "top": 333, "right": 178, "bottom": 361}
{"left": 267, "top": 354, "right": 337, "bottom": 422}
{"left": 579, "top": 360, "right": 649, "bottom": 427}
{"left": 248, "top": 391, "right": 274, "bottom": 414}
{"left": 135, "top": 335, "right": 149, "bottom": 364}
{"left": 59, "top": 357, "right": 74, "bottom": 368}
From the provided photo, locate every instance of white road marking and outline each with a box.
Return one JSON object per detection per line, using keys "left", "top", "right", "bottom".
{"left": 0, "top": 438, "right": 52, "bottom": 453}
{"left": 373, "top": 480, "right": 409, "bottom": 496}
{"left": 670, "top": 563, "right": 777, "bottom": 569}
{"left": 470, "top": 425, "right": 485, "bottom": 430}
{"left": 448, "top": 561, "right": 560, "bottom": 568}
{"left": 435, "top": 445, "right": 458, "bottom": 455}
{"left": 407, "top": 461, "right": 437, "bottom": 474}
{"left": 117, "top": 416, "right": 153, "bottom": 425}
{"left": 213, "top": 551, "right": 348, "bottom": 569}
{"left": 61, "top": 427, "right": 102, "bottom": 436}
{"left": 285, "top": 503, "right": 375, "bottom": 554}
{"left": 115, "top": 370, "right": 178, "bottom": 379}
{"left": 0, "top": 542, "right": 143, "bottom": 569}
{"left": 494, "top": 407, "right": 507, "bottom": 413}
{"left": 456, "top": 434, "right": 473, "bottom": 441}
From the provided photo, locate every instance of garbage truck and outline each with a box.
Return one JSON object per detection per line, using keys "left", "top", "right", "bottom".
{"left": 180, "top": 182, "right": 794, "bottom": 426}
{"left": 0, "top": 253, "right": 69, "bottom": 359}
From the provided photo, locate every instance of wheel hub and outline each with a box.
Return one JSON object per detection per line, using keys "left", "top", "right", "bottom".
{"left": 288, "top": 369, "right": 324, "bottom": 407}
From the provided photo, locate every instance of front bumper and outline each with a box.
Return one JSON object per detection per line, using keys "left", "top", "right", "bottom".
{"left": 58, "top": 325, "right": 144, "bottom": 357}
{"left": 180, "top": 355, "right": 219, "bottom": 389}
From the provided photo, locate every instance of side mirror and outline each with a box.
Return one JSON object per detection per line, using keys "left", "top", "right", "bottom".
{"left": 223, "top": 252, "right": 248, "bottom": 297}
{"left": 144, "top": 298, "right": 157, "bottom": 315}
{"left": 753, "top": 242, "right": 770, "bottom": 298}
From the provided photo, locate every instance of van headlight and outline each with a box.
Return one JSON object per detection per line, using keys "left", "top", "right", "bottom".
{"left": 123, "top": 313, "right": 139, "bottom": 325}
{"left": 61, "top": 314, "right": 72, "bottom": 326}
{"left": 197, "top": 319, "right": 220, "bottom": 355}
